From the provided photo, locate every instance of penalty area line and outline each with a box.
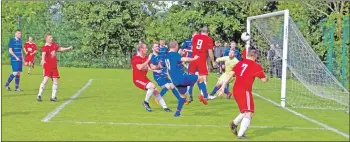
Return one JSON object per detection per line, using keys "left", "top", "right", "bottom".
{"left": 41, "top": 79, "right": 94, "bottom": 122}
{"left": 47, "top": 120, "right": 327, "bottom": 131}
{"left": 208, "top": 74, "right": 349, "bottom": 139}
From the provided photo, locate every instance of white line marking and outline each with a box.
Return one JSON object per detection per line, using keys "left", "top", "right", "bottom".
{"left": 48, "top": 120, "right": 326, "bottom": 130}
{"left": 41, "top": 79, "right": 93, "bottom": 122}
{"left": 208, "top": 74, "right": 349, "bottom": 139}
{"left": 253, "top": 93, "right": 350, "bottom": 139}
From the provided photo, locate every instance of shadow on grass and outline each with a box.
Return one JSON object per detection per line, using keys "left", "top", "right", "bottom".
{"left": 2, "top": 111, "right": 36, "bottom": 117}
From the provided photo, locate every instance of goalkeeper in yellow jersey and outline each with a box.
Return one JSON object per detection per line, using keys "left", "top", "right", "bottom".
{"left": 208, "top": 50, "right": 239, "bottom": 100}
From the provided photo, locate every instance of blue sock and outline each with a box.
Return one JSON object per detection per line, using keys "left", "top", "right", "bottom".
{"left": 15, "top": 75, "right": 20, "bottom": 89}
{"left": 188, "top": 85, "right": 194, "bottom": 97}
{"left": 160, "top": 88, "right": 168, "bottom": 97}
{"left": 210, "top": 86, "right": 220, "bottom": 96}
{"left": 197, "top": 82, "right": 208, "bottom": 98}
{"left": 172, "top": 88, "right": 185, "bottom": 115}
{"left": 224, "top": 84, "right": 229, "bottom": 94}
{"left": 5, "top": 74, "right": 15, "bottom": 87}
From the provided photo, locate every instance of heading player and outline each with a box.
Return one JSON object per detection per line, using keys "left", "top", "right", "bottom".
{"left": 131, "top": 42, "right": 171, "bottom": 112}
{"left": 208, "top": 50, "right": 239, "bottom": 99}
{"left": 219, "top": 49, "right": 268, "bottom": 139}
{"left": 24, "top": 36, "right": 38, "bottom": 74}
{"left": 4, "top": 29, "right": 23, "bottom": 91}
{"left": 36, "top": 33, "right": 73, "bottom": 102}
{"left": 188, "top": 26, "right": 217, "bottom": 102}
{"left": 165, "top": 40, "right": 210, "bottom": 109}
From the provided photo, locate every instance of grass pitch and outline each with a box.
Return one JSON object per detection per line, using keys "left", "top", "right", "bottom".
{"left": 1, "top": 65, "right": 349, "bottom": 141}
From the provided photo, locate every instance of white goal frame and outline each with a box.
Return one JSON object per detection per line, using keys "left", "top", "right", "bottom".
{"left": 246, "top": 10, "right": 290, "bottom": 108}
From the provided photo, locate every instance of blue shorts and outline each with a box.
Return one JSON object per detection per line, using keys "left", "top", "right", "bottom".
{"left": 174, "top": 74, "right": 198, "bottom": 94}
{"left": 11, "top": 61, "right": 23, "bottom": 72}
{"left": 155, "top": 76, "right": 172, "bottom": 87}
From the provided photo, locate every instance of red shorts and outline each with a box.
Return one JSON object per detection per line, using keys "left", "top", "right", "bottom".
{"left": 133, "top": 77, "right": 151, "bottom": 90}
{"left": 24, "top": 55, "right": 35, "bottom": 63}
{"left": 44, "top": 68, "right": 60, "bottom": 78}
{"left": 188, "top": 60, "right": 208, "bottom": 75}
{"left": 233, "top": 89, "right": 254, "bottom": 113}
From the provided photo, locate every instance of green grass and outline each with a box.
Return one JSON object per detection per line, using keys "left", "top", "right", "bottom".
{"left": 2, "top": 65, "right": 349, "bottom": 141}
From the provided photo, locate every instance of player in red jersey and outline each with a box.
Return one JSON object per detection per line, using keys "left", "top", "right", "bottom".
{"left": 219, "top": 49, "right": 268, "bottom": 139}
{"left": 188, "top": 26, "right": 217, "bottom": 102}
{"left": 132, "top": 43, "right": 172, "bottom": 112}
{"left": 36, "top": 33, "right": 72, "bottom": 102}
{"left": 24, "top": 36, "right": 37, "bottom": 74}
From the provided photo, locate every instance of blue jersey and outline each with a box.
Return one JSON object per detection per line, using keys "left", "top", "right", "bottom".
{"left": 164, "top": 52, "right": 186, "bottom": 84}
{"left": 9, "top": 37, "right": 23, "bottom": 62}
{"left": 158, "top": 46, "right": 168, "bottom": 61}
{"left": 180, "top": 39, "right": 192, "bottom": 57}
{"left": 150, "top": 54, "right": 167, "bottom": 79}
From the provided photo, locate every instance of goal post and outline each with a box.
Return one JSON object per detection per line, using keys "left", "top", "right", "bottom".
{"left": 246, "top": 10, "right": 289, "bottom": 108}
{"left": 246, "top": 10, "right": 349, "bottom": 110}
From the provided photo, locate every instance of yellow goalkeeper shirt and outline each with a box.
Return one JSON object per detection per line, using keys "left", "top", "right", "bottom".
{"left": 216, "top": 56, "right": 240, "bottom": 74}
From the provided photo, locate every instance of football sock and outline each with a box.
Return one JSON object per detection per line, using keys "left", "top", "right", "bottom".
{"left": 172, "top": 88, "right": 184, "bottom": 112}
{"left": 224, "top": 83, "right": 229, "bottom": 94}
{"left": 145, "top": 89, "right": 154, "bottom": 103}
{"left": 188, "top": 85, "right": 194, "bottom": 96}
{"left": 210, "top": 85, "right": 220, "bottom": 96}
{"left": 160, "top": 88, "right": 168, "bottom": 97}
{"left": 38, "top": 82, "right": 46, "bottom": 96}
{"left": 28, "top": 67, "right": 31, "bottom": 73}
{"left": 15, "top": 75, "right": 20, "bottom": 89}
{"left": 197, "top": 82, "right": 208, "bottom": 98}
{"left": 155, "top": 94, "right": 167, "bottom": 108}
{"left": 52, "top": 83, "right": 58, "bottom": 98}
{"left": 233, "top": 113, "right": 244, "bottom": 125}
{"left": 5, "top": 74, "right": 15, "bottom": 87}
{"left": 238, "top": 117, "right": 251, "bottom": 137}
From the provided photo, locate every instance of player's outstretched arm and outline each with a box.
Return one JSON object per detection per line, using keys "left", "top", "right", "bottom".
{"left": 58, "top": 46, "right": 73, "bottom": 52}
{"left": 181, "top": 55, "right": 199, "bottom": 63}
{"left": 260, "top": 77, "right": 268, "bottom": 83}
{"left": 215, "top": 56, "right": 228, "bottom": 62}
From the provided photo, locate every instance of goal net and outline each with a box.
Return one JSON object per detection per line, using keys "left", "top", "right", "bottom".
{"left": 247, "top": 10, "right": 349, "bottom": 110}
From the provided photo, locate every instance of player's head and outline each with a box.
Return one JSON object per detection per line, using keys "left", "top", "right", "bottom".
{"left": 200, "top": 26, "right": 209, "bottom": 35}
{"left": 159, "top": 40, "right": 166, "bottom": 46}
{"left": 247, "top": 48, "right": 259, "bottom": 61}
{"left": 137, "top": 43, "right": 148, "bottom": 56}
{"left": 192, "top": 31, "right": 198, "bottom": 38}
{"left": 169, "top": 40, "right": 179, "bottom": 51}
{"left": 44, "top": 33, "right": 53, "bottom": 43}
{"left": 15, "top": 29, "right": 22, "bottom": 39}
{"left": 152, "top": 41, "right": 160, "bottom": 53}
{"left": 230, "top": 41, "right": 236, "bottom": 48}
{"left": 229, "top": 50, "right": 235, "bottom": 58}
{"left": 28, "top": 36, "right": 33, "bottom": 42}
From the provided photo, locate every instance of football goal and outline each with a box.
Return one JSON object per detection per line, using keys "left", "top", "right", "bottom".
{"left": 246, "top": 10, "right": 349, "bottom": 111}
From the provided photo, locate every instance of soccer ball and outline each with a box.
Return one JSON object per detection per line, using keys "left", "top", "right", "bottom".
{"left": 241, "top": 32, "right": 251, "bottom": 42}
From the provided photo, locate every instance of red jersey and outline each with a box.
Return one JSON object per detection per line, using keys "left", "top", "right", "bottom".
{"left": 42, "top": 42, "right": 60, "bottom": 69}
{"left": 24, "top": 42, "right": 37, "bottom": 55}
{"left": 233, "top": 59, "right": 266, "bottom": 91}
{"left": 191, "top": 34, "right": 214, "bottom": 61}
{"left": 131, "top": 55, "right": 149, "bottom": 80}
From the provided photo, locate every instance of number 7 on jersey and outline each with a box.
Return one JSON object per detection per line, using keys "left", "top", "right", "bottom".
{"left": 240, "top": 63, "right": 248, "bottom": 76}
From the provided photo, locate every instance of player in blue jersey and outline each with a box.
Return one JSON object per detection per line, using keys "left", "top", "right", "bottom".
{"left": 4, "top": 30, "right": 23, "bottom": 91}
{"left": 178, "top": 31, "right": 198, "bottom": 103}
{"left": 164, "top": 41, "right": 210, "bottom": 111}
{"left": 149, "top": 42, "right": 172, "bottom": 112}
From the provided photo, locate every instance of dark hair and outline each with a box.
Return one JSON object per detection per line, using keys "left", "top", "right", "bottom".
{"left": 15, "top": 29, "right": 21, "bottom": 32}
